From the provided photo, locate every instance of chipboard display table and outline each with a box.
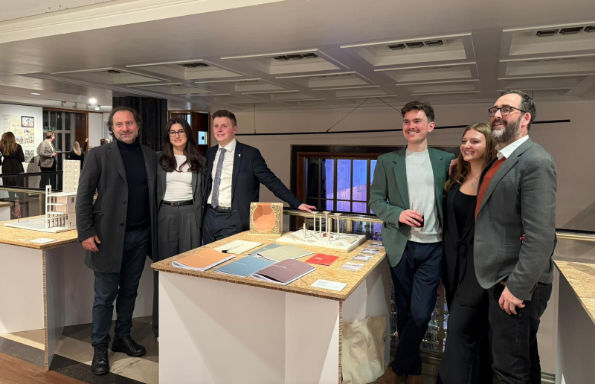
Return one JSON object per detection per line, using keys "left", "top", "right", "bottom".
{"left": 554, "top": 237, "right": 595, "bottom": 384}
{"left": 0, "top": 217, "right": 153, "bottom": 369}
{"left": 152, "top": 231, "right": 391, "bottom": 384}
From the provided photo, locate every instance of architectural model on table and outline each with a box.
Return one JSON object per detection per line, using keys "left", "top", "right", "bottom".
{"left": 5, "top": 160, "right": 80, "bottom": 233}
{"left": 276, "top": 211, "right": 366, "bottom": 252}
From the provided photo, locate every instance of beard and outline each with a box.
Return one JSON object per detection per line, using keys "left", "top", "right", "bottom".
{"left": 491, "top": 115, "right": 521, "bottom": 144}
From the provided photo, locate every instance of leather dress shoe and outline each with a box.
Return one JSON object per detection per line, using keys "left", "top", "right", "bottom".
{"left": 111, "top": 335, "right": 146, "bottom": 357}
{"left": 91, "top": 344, "right": 109, "bottom": 376}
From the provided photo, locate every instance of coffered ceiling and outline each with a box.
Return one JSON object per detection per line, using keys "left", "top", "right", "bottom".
{"left": 1, "top": 0, "right": 595, "bottom": 111}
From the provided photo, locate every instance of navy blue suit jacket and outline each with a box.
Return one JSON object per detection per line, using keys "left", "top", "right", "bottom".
{"left": 205, "top": 141, "right": 301, "bottom": 230}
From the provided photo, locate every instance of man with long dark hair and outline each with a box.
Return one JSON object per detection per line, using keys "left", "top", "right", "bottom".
{"left": 76, "top": 106, "right": 158, "bottom": 376}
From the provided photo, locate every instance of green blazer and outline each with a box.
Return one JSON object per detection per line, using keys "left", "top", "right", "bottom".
{"left": 369, "top": 148, "right": 454, "bottom": 267}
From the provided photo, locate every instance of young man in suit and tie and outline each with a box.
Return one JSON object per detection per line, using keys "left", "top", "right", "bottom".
{"left": 202, "top": 110, "right": 315, "bottom": 244}
{"left": 370, "top": 101, "right": 454, "bottom": 384}
{"left": 474, "top": 90, "right": 557, "bottom": 383}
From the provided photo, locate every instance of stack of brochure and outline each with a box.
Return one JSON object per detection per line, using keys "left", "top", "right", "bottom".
{"left": 252, "top": 259, "right": 315, "bottom": 285}
{"left": 172, "top": 248, "right": 234, "bottom": 272}
{"left": 215, "top": 256, "right": 276, "bottom": 277}
{"left": 257, "top": 244, "right": 313, "bottom": 262}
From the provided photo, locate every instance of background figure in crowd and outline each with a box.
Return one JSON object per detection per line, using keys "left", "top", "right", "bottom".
{"left": 37, "top": 130, "right": 57, "bottom": 190}
{"left": 370, "top": 101, "right": 454, "bottom": 384}
{"left": 202, "top": 109, "right": 315, "bottom": 244}
{"left": 0, "top": 131, "right": 26, "bottom": 217}
{"left": 475, "top": 90, "right": 557, "bottom": 383}
{"left": 438, "top": 123, "right": 496, "bottom": 383}
{"left": 0, "top": 131, "right": 25, "bottom": 188}
{"left": 68, "top": 140, "right": 86, "bottom": 169}
{"left": 76, "top": 106, "right": 157, "bottom": 376}
{"left": 153, "top": 118, "right": 206, "bottom": 337}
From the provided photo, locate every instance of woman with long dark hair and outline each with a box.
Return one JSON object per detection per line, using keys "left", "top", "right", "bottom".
{"left": 0, "top": 131, "right": 25, "bottom": 188}
{"left": 153, "top": 117, "right": 205, "bottom": 336}
{"left": 438, "top": 122, "right": 497, "bottom": 384}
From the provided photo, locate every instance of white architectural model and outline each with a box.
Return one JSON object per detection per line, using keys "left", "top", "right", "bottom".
{"left": 5, "top": 160, "right": 80, "bottom": 233}
{"left": 276, "top": 211, "right": 366, "bottom": 252}
{"left": 45, "top": 185, "right": 77, "bottom": 230}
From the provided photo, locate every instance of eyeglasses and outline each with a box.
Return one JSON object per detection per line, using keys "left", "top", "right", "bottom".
{"left": 168, "top": 130, "right": 186, "bottom": 137}
{"left": 488, "top": 105, "right": 526, "bottom": 117}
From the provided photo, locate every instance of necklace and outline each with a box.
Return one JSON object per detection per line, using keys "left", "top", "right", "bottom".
{"left": 469, "top": 175, "right": 480, "bottom": 188}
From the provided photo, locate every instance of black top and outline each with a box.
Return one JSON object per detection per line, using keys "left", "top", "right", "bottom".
{"left": 68, "top": 151, "right": 85, "bottom": 169}
{"left": 117, "top": 139, "right": 149, "bottom": 231}
{"left": 454, "top": 188, "right": 476, "bottom": 236}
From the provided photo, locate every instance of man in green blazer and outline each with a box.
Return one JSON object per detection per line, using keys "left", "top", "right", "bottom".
{"left": 370, "top": 101, "right": 454, "bottom": 384}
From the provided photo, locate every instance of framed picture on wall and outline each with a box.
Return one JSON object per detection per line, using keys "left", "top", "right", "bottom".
{"left": 21, "top": 116, "right": 34, "bottom": 128}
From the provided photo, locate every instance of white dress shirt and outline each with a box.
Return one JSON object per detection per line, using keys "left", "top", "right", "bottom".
{"left": 497, "top": 135, "right": 529, "bottom": 159}
{"left": 207, "top": 139, "right": 236, "bottom": 208}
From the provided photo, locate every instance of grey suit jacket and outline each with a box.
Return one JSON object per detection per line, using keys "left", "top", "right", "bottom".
{"left": 156, "top": 154, "right": 206, "bottom": 259}
{"left": 36, "top": 139, "right": 55, "bottom": 168}
{"left": 76, "top": 140, "right": 158, "bottom": 273}
{"left": 474, "top": 138, "right": 557, "bottom": 300}
{"left": 369, "top": 147, "right": 454, "bottom": 267}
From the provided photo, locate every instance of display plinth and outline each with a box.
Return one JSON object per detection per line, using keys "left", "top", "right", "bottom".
{"left": 153, "top": 231, "right": 391, "bottom": 383}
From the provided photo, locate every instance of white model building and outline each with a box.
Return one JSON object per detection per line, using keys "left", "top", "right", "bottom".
{"left": 45, "top": 185, "right": 77, "bottom": 230}
{"left": 276, "top": 211, "right": 366, "bottom": 252}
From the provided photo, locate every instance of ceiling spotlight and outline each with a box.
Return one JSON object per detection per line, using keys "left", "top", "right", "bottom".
{"left": 88, "top": 97, "right": 97, "bottom": 104}
{"left": 31, "top": 92, "right": 41, "bottom": 96}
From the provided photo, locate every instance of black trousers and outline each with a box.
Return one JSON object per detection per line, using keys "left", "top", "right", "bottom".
{"left": 202, "top": 206, "right": 244, "bottom": 245}
{"left": 40, "top": 162, "right": 56, "bottom": 190}
{"left": 489, "top": 282, "right": 552, "bottom": 384}
{"left": 438, "top": 290, "right": 491, "bottom": 384}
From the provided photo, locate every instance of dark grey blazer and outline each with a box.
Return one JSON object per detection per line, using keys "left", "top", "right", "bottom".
{"left": 76, "top": 141, "right": 158, "bottom": 273}
{"left": 474, "top": 138, "right": 557, "bottom": 300}
{"left": 156, "top": 153, "right": 206, "bottom": 259}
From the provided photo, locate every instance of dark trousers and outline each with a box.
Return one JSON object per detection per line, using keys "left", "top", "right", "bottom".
{"left": 390, "top": 241, "right": 442, "bottom": 376}
{"left": 438, "top": 290, "right": 491, "bottom": 384}
{"left": 40, "top": 162, "right": 56, "bottom": 190}
{"left": 153, "top": 203, "right": 202, "bottom": 336}
{"left": 202, "top": 205, "right": 243, "bottom": 245}
{"left": 489, "top": 282, "right": 552, "bottom": 384}
{"left": 91, "top": 227, "right": 149, "bottom": 346}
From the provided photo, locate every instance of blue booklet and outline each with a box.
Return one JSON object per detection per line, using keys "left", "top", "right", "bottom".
{"left": 215, "top": 255, "right": 276, "bottom": 278}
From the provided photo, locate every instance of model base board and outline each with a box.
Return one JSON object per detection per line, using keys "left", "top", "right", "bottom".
{"left": 276, "top": 229, "right": 366, "bottom": 252}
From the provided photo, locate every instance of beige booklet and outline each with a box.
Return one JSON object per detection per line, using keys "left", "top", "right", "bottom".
{"left": 257, "top": 245, "right": 313, "bottom": 262}
{"left": 172, "top": 248, "right": 234, "bottom": 272}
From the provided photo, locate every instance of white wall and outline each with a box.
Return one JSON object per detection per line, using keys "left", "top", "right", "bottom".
{"left": 0, "top": 104, "right": 44, "bottom": 162}
{"left": 219, "top": 99, "right": 595, "bottom": 232}
{"left": 87, "top": 111, "right": 103, "bottom": 148}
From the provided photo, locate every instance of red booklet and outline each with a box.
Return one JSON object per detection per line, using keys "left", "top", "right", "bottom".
{"left": 305, "top": 253, "right": 339, "bottom": 266}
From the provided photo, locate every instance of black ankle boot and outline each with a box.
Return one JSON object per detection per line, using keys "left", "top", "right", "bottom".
{"left": 112, "top": 335, "right": 146, "bottom": 357}
{"left": 91, "top": 344, "right": 109, "bottom": 376}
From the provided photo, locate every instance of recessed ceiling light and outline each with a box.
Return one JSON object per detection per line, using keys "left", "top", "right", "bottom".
{"left": 88, "top": 97, "right": 97, "bottom": 104}
{"left": 31, "top": 92, "right": 40, "bottom": 95}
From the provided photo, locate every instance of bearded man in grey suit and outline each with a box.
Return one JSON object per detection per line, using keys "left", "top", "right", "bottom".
{"left": 474, "top": 90, "right": 557, "bottom": 384}
{"left": 76, "top": 106, "right": 157, "bottom": 376}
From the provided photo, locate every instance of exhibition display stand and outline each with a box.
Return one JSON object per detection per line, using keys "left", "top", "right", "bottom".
{"left": 152, "top": 231, "right": 391, "bottom": 384}
{"left": 0, "top": 217, "right": 153, "bottom": 369}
